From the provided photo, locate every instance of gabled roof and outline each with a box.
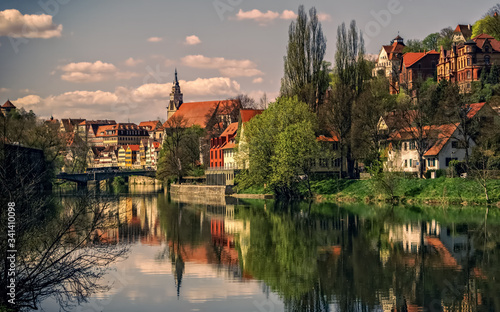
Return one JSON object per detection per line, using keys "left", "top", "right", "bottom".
{"left": 454, "top": 24, "right": 473, "bottom": 39}
{"left": 240, "top": 109, "right": 264, "bottom": 123}
{"left": 388, "top": 123, "right": 460, "bottom": 157}
{"left": 139, "top": 120, "right": 162, "bottom": 131}
{"left": 472, "top": 33, "right": 500, "bottom": 52}
{"left": 167, "top": 100, "right": 239, "bottom": 128}
{"left": 402, "top": 50, "right": 439, "bottom": 68}
{"left": 2, "top": 100, "right": 16, "bottom": 108}
{"left": 424, "top": 124, "right": 459, "bottom": 156}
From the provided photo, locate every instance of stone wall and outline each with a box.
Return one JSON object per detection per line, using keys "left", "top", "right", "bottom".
{"left": 170, "top": 184, "right": 227, "bottom": 205}
{"left": 129, "top": 176, "right": 161, "bottom": 185}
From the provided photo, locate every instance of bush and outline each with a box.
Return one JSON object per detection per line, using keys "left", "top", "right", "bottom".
{"left": 487, "top": 156, "right": 500, "bottom": 170}
{"left": 425, "top": 169, "right": 446, "bottom": 179}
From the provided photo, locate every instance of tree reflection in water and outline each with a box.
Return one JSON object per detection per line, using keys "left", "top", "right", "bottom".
{"left": 234, "top": 201, "right": 500, "bottom": 312}
{"left": 0, "top": 195, "right": 128, "bottom": 311}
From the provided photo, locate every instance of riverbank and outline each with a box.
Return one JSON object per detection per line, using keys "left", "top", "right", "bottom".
{"left": 237, "top": 177, "right": 500, "bottom": 205}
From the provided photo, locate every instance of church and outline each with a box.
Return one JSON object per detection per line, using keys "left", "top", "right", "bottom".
{"left": 164, "top": 70, "right": 240, "bottom": 129}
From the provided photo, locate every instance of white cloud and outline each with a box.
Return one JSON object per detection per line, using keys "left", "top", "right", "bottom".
{"left": 184, "top": 35, "right": 201, "bottom": 45}
{"left": 13, "top": 77, "right": 241, "bottom": 121}
{"left": 0, "top": 9, "right": 62, "bottom": 38}
{"left": 0, "top": 87, "right": 10, "bottom": 94}
{"left": 236, "top": 9, "right": 279, "bottom": 24}
{"left": 235, "top": 9, "right": 330, "bottom": 25}
{"left": 124, "top": 57, "right": 144, "bottom": 67}
{"left": 252, "top": 77, "right": 263, "bottom": 84}
{"left": 280, "top": 10, "right": 297, "bottom": 20}
{"left": 317, "top": 13, "right": 332, "bottom": 22}
{"left": 58, "top": 61, "right": 139, "bottom": 83}
{"left": 181, "top": 55, "right": 263, "bottom": 77}
{"left": 13, "top": 94, "right": 42, "bottom": 106}
{"left": 147, "top": 37, "right": 163, "bottom": 42}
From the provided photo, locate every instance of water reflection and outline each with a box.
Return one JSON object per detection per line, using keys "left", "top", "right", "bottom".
{"left": 35, "top": 193, "right": 500, "bottom": 312}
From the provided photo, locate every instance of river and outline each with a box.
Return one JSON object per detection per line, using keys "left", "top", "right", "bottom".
{"left": 35, "top": 186, "right": 500, "bottom": 312}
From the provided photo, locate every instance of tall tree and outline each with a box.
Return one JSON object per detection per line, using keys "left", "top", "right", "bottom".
{"left": 351, "top": 76, "right": 396, "bottom": 166}
{"left": 322, "top": 20, "right": 369, "bottom": 178}
{"left": 438, "top": 27, "right": 454, "bottom": 50}
{"left": 281, "top": 5, "right": 329, "bottom": 111}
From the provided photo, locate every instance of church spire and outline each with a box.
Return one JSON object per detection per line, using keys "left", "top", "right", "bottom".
{"left": 167, "top": 68, "right": 183, "bottom": 120}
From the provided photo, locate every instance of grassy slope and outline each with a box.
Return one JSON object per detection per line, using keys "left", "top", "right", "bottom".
{"left": 311, "top": 177, "right": 500, "bottom": 204}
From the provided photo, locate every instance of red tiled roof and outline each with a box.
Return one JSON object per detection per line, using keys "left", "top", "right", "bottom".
{"left": 317, "top": 131, "right": 339, "bottom": 142}
{"left": 388, "top": 123, "right": 460, "bottom": 156}
{"left": 95, "top": 123, "right": 145, "bottom": 137}
{"left": 127, "top": 144, "right": 140, "bottom": 152}
{"left": 402, "top": 50, "right": 439, "bottom": 68}
{"left": 424, "top": 124, "right": 458, "bottom": 156}
{"left": 139, "top": 120, "right": 161, "bottom": 131}
{"left": 472, "top": 34, "right": 500, "bottom": 52}
{"left": 221, "top": 122, "right": 238, "bottom": 137}
{"left": 167, "top": 100, "right": 238, "bottom": 128}
{"left": 2, "top": 100, "right": 16, "bottom": 108}
{"left": 152, "top": 142, "right": 161, "bottom": 149}
{"left": 466, "top": 102, "right": 486, "bottom": 119}
{"left": 240, "top": 109, "right": 264, "bottom": 123}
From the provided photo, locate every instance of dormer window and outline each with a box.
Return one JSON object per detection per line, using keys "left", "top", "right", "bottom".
{"left": 485, "top": 46, "right": 490, "bottom": 53}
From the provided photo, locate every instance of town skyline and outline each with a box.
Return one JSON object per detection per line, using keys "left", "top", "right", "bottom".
{"left": 1, "top": 0, "right": 499, "bottom": 123}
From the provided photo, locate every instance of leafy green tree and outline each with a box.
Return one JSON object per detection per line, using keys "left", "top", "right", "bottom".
{"left": 242, "top": 96, "right": 319, "bottom": 198}
{"left": 438, "top": 27, "right": 454, "bottom": 50}
{"left": 422, "top": 32, "right": 440, "bottom": 51}
{"left": 403, "top": 39, "right": 424, "bottom": 53}
{"left": 157, "top": 115, "right": 203, "bottom": 183}
{"left": 472, "top": 13, "right": 500, "bottom": 40}
{"left": 281, "top": 5, "right": 330, "bottom": 112}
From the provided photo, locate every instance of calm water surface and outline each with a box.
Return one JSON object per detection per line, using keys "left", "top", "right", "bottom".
{"left": 39, "top": 187, "right": 500, "bottom": 312}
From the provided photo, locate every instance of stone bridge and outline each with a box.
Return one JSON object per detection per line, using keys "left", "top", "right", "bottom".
{"left": 56, "top": 170, "right": 156, "bottom": 187}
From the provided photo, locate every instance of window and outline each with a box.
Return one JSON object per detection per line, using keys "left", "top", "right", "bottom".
{"left": 404, "top": 159, "right": 408, "bottom": 167}
{"left": 467, "top": 58, "right": 471, "bottom": 66}
{"left": 404, "top": 142, "right": 408, "bottom": 151}
{"left": 320, "top": 159, "right": 329, "bottom": 168}
{"left": 467, "top": 71, "right": 471, "bottom": 79}
{"left": 334, "top": 158, "right": 341, "bottom": 167}
{"left": 451, "top": 141, "right": 459, "bottom": 149}
{"left": 485, "top": 55, "right": 491, "bottom": 65}
{"left": 427, "top": 158, "right": 436, "bottom": 167}
{"left": 410, "top": 141, "right": 416, "bottom": 150}
{"left": 485, "top": 46, "right": 490, "bottom": 53}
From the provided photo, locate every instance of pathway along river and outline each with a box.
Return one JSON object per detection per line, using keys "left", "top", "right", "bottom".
{"left": 36, "top": 186, "right": 500, "bottom": 312}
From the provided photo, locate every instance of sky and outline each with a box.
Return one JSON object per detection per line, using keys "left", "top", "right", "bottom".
{"left": 0, "top": 0, "right": 498, "bottom": 123}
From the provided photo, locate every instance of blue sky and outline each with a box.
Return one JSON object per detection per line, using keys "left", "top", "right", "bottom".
{"left": 0, "top": 0, "right": 497, "bottom": 122}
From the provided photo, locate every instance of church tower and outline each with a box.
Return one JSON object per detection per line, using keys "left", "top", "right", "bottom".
{"left": 167, "top": 69, "right": 183, "bottom": 120}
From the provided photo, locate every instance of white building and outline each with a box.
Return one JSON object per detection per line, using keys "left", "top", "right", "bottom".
{"left": 387, "top": 123, "right": 475, "bottom": 173}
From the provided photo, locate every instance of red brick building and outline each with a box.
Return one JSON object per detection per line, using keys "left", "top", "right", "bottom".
{"left": 437, "top": 34, "right": 500, "bottom": 92}
{"left": 399, "top": 50, "right": 440, "bottom": 92}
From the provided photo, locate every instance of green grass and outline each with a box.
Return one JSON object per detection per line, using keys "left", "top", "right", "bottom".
{"left": 312, "top": 177, "right": 500, "bottom": 204}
